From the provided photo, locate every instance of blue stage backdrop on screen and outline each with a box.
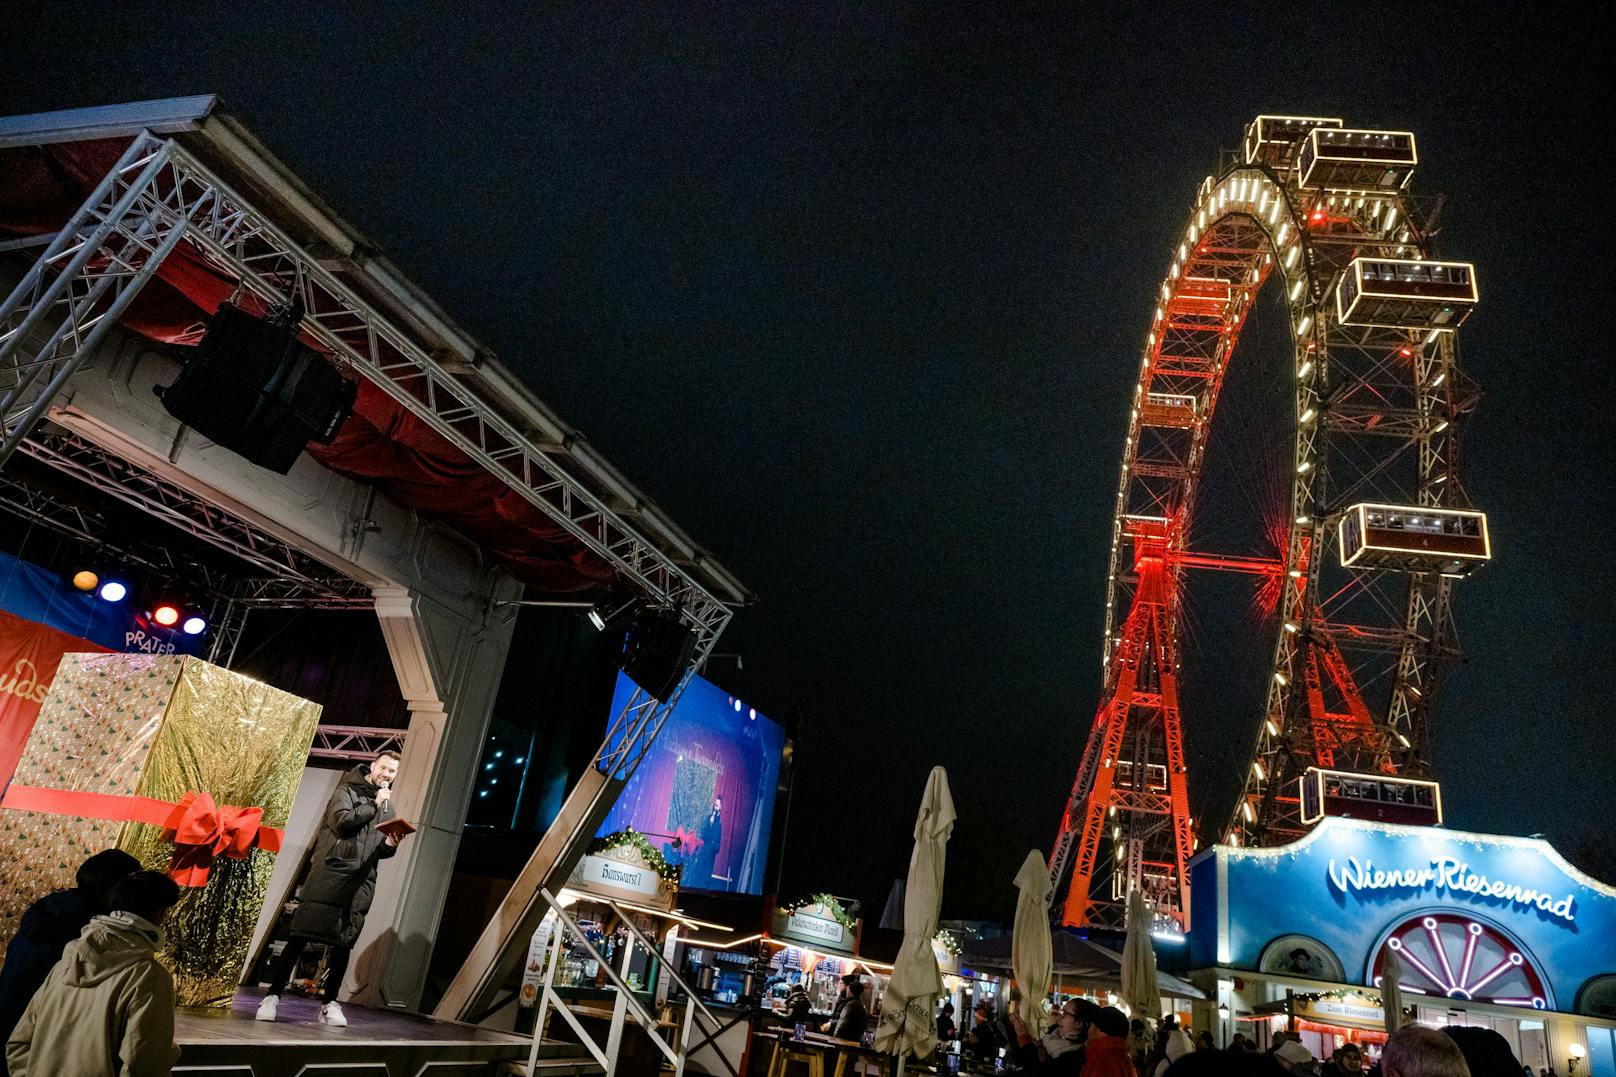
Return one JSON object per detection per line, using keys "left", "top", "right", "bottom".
{"left": 596, "top": 671, "right": 785, "bottom": 895}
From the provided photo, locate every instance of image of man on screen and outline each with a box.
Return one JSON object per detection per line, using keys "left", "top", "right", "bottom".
{"left": 688, "top": 795, "right": 722, "bottom": 889}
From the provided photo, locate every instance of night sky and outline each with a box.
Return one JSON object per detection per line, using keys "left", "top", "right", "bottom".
{"left": 9, "top": 7, "right": 1611, "bottom": 918}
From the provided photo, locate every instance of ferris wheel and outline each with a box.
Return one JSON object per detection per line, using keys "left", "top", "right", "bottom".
{"left": 1048, "top": 116, "right": 1491, "bottom": 930}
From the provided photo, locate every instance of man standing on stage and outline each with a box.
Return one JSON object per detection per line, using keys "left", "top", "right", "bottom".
{"left": 256, "top": 749, "right": 404, "bottom": 1027}
{"left": 693, "top": 794, "right": 723, "bottom": 888}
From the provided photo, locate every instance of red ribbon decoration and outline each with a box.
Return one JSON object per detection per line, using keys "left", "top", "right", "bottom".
{"left": 0, "top": 784, "right": 283, "bottom": 887}
{"left": 671, "top": 825, "right": 703, "bottom": 854}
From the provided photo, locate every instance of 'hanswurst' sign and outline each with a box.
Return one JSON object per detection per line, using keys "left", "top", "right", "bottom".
{"left": 566, "top": 836, "right": 675, "bottom": 909}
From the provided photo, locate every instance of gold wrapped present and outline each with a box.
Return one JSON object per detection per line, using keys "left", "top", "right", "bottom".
{"left": 0, "top": 653, "right": 320, "bottom": 1006}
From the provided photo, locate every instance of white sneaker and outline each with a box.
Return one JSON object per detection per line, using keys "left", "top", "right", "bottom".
{"left": 318, "top": 1001, "right": 348, "bottom": 1027}
{"left": 254, "top": 994, "right": 279, "bottom": 1022}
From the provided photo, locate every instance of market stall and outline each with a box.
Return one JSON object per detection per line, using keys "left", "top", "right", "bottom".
{"left": 520, "top": 829, "right": 743, "bottom": 1077}
{"left": 762, "top": 895, "right": 888, "bottom": 1027}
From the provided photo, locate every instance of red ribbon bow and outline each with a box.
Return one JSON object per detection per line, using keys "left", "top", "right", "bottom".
{"left": 672, "top": 825, "right": 703, "bottom": 854}
{"left": 160, "top": 792, "right": 283, "bottom": 887}
{"left": 0, "top": 784, "right": 284, "bottom": 888}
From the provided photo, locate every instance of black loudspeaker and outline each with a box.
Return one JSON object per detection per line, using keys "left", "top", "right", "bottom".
{"left": 620, "top": 607, "right": 697, "bottom": 703}
{"left": 156, "top": 303, "right": 357, "bottom": 474}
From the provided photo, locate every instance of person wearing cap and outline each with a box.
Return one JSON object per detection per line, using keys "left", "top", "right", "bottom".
{"left": 966, "top": 1000, "right": 1001, "bottom": 1060}
{"left": 1276, "top": 1038, "right": 1321, "bottom": 1075}
{"left": 784, "top": 981, "right": 811, "bottom": 1024}
{"left": 823, "top": 974, "right": 868, "bottom": 1040}
{"left": 937, "top": 1000, "right": 957, "bottom": 1043}
{"left": 1081, "top": 1006, "right": 1133, "bottom": 1077}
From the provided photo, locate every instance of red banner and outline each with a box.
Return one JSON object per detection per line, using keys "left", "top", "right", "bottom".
{"left": 0, "top": 608, "right": 109, "bottom": 790}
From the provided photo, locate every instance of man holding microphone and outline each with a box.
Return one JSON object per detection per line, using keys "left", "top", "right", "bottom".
{"left": 257, "top": 750, "right": 406, "bottom": 1026}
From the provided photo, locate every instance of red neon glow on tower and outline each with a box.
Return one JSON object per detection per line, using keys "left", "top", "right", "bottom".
{"left": 1050, "top": 518, "right": 1193, "bottom": 929}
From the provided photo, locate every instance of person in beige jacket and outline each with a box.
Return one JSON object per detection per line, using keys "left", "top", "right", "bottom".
{"left": 6, "top": 871, "right": 181, "bottom": 1077}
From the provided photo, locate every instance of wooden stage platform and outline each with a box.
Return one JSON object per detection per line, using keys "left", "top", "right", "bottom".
{"left": 174, "top": 990, "right": 600, "bottom": 1077}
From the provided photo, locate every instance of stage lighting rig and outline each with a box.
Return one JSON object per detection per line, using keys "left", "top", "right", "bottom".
{"left": 97, "top": 580, "right": 127, "bottom": 603}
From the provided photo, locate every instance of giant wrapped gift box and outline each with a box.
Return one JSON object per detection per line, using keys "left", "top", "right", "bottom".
{"left": 0, "top": 652, "right": 320, "bottom": 1006}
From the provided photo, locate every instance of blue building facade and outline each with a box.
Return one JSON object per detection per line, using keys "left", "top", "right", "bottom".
{"left": 1189, "top": 818, "right": 1616, "bottom": 1072}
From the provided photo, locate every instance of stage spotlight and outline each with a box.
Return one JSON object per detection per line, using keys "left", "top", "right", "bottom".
{"left": 153, "top": 604, "right": 181, "bottom": 627}
{"left": 620, "top": 607, "right": 696, "bottom": 703}
{"left": 98, "top": 581, "right": 128, "bottom": 603}
{"left": 181, "top": 615, "right": 207, "bottom": 636}
{"left": 72, "top": 570, "right": 100, "bottom": 592}
{"left": 587, "top": 590, "right": 639, "bottom": 632}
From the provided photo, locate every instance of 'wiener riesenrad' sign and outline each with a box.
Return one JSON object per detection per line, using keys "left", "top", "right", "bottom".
{"left": 1327, "top": 855, "right": 1578, "bottom": 923}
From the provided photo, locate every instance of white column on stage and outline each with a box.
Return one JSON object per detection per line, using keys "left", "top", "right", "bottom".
{"left": 350, "top": 574, "right": 521, "bottom": 1010}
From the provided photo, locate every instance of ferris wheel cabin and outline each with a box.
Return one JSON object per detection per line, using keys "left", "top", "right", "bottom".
{"left": 1298, "top": 127, "right": 1418, "bottom": 189}
{"left": 1242, "top": 115, "right": 1343, "bottom": 168}
{"left": 1335, "top": 257, "right": 1479, "bottom": 331}
{"left": 1139, "top": 391, "right": 1200, "bottom": 429}
{"left": 1337, "top": 502, "right": 1491, "bottom": 577}
{"left": 1298, "top": 767, "right": 1444, "bottom": 827}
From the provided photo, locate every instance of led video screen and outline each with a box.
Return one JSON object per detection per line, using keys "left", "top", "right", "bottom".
{"left": 596, "top": 671, "right": 785, "bottom": 895}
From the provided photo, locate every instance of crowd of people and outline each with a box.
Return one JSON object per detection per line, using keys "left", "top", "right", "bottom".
{"left": 930, "top": 994, "right": 1544, "bottom": 1077}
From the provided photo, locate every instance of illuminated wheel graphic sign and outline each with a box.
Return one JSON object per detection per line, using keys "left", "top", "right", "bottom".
{"left": 1371, "top": 913, "right": 1549, "bottom": 1009}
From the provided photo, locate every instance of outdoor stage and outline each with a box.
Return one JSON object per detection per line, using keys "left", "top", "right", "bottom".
{"left": 174, "top": 990, "right": 601, "bottom": 1077}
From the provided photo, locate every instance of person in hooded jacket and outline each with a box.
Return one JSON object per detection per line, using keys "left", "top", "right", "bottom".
{"left": 1154, "top": 1028, "right": 1195, "bottom": 1077}
{"left": 256, "top": 750, "right": 403, "bottom": 1027}
{"left": 0, "top": 848, "right": 140, "bottom": 1076}
{"left": 6, "top": 870, "right": 181, "bottom": 1077}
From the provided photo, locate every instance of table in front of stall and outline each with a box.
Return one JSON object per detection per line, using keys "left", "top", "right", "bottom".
{"left": 754, "top": 1027, "right": 1000, "bottom": 1077}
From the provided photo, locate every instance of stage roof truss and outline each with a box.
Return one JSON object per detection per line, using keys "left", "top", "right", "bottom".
{"left": 18, "top": 426, "right": 365, "bottom": 595}
{"left": 0, "top": 130, "right": 733, "bottom": 658}
{"left": 0, "top": 123, "right": 740, "bottom": 789}
{"left": 0, "top": 443, "right": 368, "bottom": 611}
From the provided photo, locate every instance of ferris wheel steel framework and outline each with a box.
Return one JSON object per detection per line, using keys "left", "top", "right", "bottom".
{"left": 1048, "top": 116, "right": 1487, "bottom": 930}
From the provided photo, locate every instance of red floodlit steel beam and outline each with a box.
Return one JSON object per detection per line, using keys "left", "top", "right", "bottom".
{"left": 1050, "top": 547, "right": 1194, "bottom": 930}
{"left": 1168, "top": 551, "right": 1282, "bottom": 576}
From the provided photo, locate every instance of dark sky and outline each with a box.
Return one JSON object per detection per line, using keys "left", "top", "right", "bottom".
{"left": 9, "top": 6, "right": 1612, "bottom": 919}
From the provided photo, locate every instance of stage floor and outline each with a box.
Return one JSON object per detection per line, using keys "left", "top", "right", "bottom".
{"left": 175, "top": 989, "right": 599, "bottom": 1077}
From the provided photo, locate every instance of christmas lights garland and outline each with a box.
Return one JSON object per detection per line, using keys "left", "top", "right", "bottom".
{"left": 782, "top": 892, "right": 857, "bottom": 930}
{"left": 588, "top": 828, "right": 681, "bottom": 884}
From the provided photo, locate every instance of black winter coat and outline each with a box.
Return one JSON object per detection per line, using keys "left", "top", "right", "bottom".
{"left": 289, "top": 765, "right": 397, "bottom": 946}
{"left": 0, "top": 888, "right": 98, "bottom": 1077}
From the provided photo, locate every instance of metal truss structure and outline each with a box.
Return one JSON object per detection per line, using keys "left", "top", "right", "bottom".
{"left": 310, "top": 724, "right": 407, "bottom": 763}
{"left": 17, "top": 428, "right": 369, "bottom": 599}
{"left": 1048, "top": 117, "right": 1484, "bottom": 928}
{"left": 0, "top": 125, "right": 741, "bottom": 1020}
{"left": 0, "top": 130, "right": 733, "bottom": 771}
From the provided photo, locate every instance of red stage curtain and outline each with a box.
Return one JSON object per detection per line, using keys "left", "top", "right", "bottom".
{"left": 0, "top": 609, "right": 111, "bottom": 790}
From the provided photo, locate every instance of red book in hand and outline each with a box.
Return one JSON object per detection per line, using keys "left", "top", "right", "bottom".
{"left": 377, "top": 817, "right": 417, "bottom": 839}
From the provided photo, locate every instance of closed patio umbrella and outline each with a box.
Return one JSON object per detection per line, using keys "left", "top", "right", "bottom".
{"left": 875, "top": 766, "right": 957, "bottom": 1066}
{"left": 1380, "top": 949, "right": 1405, "bottom": 1034}
{"left": 1120, "top": 889, "right": 1162, "bottom": 1024}
{"left": 1011, "top": 851, "right": 1053, "bottom": 1035}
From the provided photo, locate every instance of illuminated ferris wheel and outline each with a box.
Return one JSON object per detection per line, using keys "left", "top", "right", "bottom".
{"left": 1048, "top": 116, "right": 1492, "bottom": 930}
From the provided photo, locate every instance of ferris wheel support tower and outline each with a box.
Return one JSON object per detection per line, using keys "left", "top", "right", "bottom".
{"left": 1048, "top": 116, "right": 1492, "bottom": 930}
